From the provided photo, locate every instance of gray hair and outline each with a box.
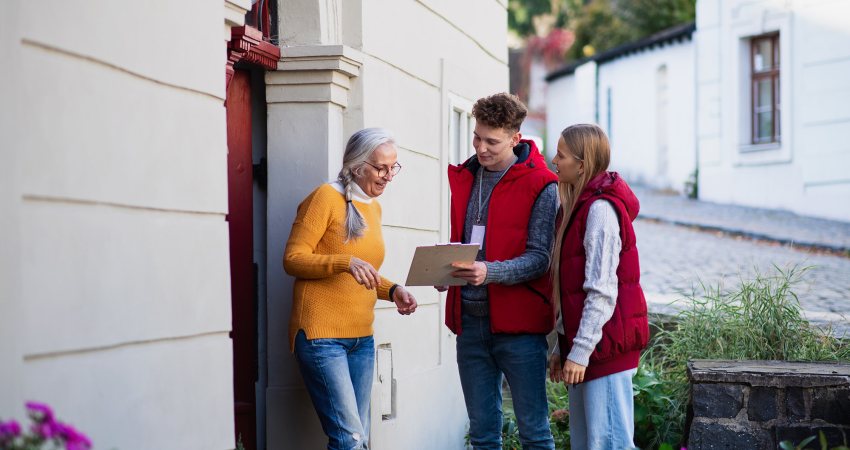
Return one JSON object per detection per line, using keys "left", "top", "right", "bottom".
{"left": 337, "top": 128, "right": 396, "bottom": 241}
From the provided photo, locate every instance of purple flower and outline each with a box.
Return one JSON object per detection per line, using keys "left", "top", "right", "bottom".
{"left": 31, "top": 421, "right": 59, "bottom": 439}
{"left": 25, "top": 401, "right": 55, "bottom": 424}
{"left": 56, "top": 422, "right": 92, "bottom": 450}
{"left": 0, "top": 420, "right": 22, "bottom": 441}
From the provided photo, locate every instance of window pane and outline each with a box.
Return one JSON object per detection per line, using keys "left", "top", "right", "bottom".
{"left": 450, "top": 109, "right": 461, "bottom": 164}
{"left": 753, "top": 38, "right": 774, "bottom": 72}
{"left": 756, "top": 78, "right": 773, "bottom": 108}
{"left": 757, "top": 111, "right": 774, "bottom": 141}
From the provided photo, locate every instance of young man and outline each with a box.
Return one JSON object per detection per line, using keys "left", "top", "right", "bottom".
{"left": 442, "top": 93, "right": 558, "bottom": 449}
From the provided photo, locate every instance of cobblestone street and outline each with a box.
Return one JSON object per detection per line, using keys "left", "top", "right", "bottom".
{"left": 632, "top": 186, "right": 850, "bottom": 332}
{"left": 637, "top": 219, "right": 850, "bottom": 335}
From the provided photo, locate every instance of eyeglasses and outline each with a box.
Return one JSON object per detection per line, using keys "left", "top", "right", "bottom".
{"left": 364, "top": 161, "right": 402, "bottom": 178}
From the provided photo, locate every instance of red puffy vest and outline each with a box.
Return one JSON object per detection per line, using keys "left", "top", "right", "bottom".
{"left": 557, "top": 172, "right": 649, "bottom": 382}
{"left": 445, "top": 140, "right": 558, "bottom": 335}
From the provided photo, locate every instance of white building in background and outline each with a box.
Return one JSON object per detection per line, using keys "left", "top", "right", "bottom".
{"left": 1, "top": 1, "right": 508, "bottom": 449}
{"left": 546, "top": 0, "right": 850, "bottom": 222}
{"left": 695, "top": 0, "right": 850, "bottom": 222}
{"left": 545, "top": 23, "right": 696, "bottom": 193}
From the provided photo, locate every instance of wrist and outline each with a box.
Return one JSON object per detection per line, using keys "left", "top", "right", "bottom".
{"left": 389, "top": 284, "right": 400, "bottom": 300}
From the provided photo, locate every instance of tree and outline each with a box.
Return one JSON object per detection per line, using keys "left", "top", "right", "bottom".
{"left": 564, "top": 0, "right": 695, "bottom": 61}
{"left": 508, "top": 0, "right": 569, "bottom": 38}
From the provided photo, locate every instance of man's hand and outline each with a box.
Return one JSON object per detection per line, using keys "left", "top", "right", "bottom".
{"left": 393, "top": 286, "right": 418, "bottom": 315}
{"left": 450, "top": 261, "right": 488, "bottom": 286}
{"left": 562, "top": 359, "right": 587, "bottom": 385}
{"left": 548, "top": 353, "right": 564, "bottom": 383}
{"left": 349, "top": 257, "right": 379, "bottom": 290}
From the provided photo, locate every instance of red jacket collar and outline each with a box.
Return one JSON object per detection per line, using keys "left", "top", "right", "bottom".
{"left": 578, "top": 171, "right": 641, "bottom": 221}
{"left": 449, "top": 139, "right": 549, "bottom": 182}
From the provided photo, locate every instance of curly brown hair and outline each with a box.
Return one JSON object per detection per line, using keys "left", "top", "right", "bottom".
{"left": 472, "top": 92, "right": 527, "bottom": 133}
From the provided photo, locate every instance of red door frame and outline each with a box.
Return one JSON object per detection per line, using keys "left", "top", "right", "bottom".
{"left": 225, "top": 24, "right": 279, "bottom": 450}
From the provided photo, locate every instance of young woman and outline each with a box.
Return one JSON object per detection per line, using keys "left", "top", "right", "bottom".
{"left": 283, "top": 128, "right": 418, "bottom": 450}
{"left": 548, "top": 124, "right": 649, "bottom": 450}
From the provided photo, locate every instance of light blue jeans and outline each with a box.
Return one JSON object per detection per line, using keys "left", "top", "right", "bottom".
{"left": 567, "top": 368, "right": 637, "bottom": 450}
{"left": 457, "top": 314, "right": 555, "bottom": 450}
{"left": 294, "top": 330, "right": 374, "bottom": 450}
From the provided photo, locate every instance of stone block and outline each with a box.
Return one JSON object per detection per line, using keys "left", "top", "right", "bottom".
{"left": 692, "top": 383, "right": 745, "bottom": 418}
{"left": 810, "top": 387, "right": 850, "bottom": 425}
{"left": 748, "top": 387, "right": 779, "bottom": 422}
{"left": 785, "top": 387, "right": 808, "bottom": 421}
{"left": 688, "top": 422, "right": 764, "bottom": 450}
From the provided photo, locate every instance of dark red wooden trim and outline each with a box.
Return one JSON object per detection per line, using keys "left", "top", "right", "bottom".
{"left": 226, "top": 25, "right": 280, "bottom": 88}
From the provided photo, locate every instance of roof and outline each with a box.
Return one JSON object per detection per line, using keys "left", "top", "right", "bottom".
{"left": 545, "top": 21, "right": 696, "bottom": 82}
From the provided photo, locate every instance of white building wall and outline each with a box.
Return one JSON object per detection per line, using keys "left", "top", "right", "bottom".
{"left": 0, "top": 1, "right": 244, "bottom": 449}
{"left": 266, "top": 1, "right": 508, "bottom": 449}
{"left": 696, "top": 0, "right": 850, "bottom": 221}
{"left": 546, "top": 41, "right": 695, "bottom": 192}
{"left": 598, "top": 40, "right": 695, "bottom": 191}
{"left": 546, "top": 75, "right": 578, "bottom": 155}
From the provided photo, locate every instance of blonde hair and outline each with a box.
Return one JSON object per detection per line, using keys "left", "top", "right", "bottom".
{"left": 551, "top": 124, "right": 611, "bottom": 306}
{"left": 337, "top": 128, "right": 395, "bottom": 242}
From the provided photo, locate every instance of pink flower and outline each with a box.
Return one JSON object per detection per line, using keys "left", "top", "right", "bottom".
{"left": 0, "top": 420, "right": 22, "bottom": 441}
{"left": 25, "top": 401, "right": 55, "bottom": 424}
{"left": 56, "top": 422, "right": 92, "bottom": 450}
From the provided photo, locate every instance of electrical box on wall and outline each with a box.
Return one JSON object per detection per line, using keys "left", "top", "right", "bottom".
{"left": 376, "top": 343, "right": 395, "bottom": 420}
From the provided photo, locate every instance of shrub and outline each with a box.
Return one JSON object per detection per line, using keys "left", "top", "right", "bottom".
{"left": 637, "top": 266, "right": 850, "bottom": 447}
{"left": 0, "top": 402, "right": 92, "bottom": 450}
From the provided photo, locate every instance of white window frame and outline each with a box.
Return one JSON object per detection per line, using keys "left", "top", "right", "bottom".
{"left": 447, "top": 94, "right": 475, "bottom": 165}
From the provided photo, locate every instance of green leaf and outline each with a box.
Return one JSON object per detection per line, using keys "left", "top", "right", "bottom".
{"left": 659, "top": 443, "right": 674, "bottom": 450}
{"left": 798, "top": 435, "right": 818, "bottom": 449}
{"left": 779, "top": 442, "right": 796, "bottom": 450}
{"left": 821, "top": 431, "right": 829, "bottom": 450}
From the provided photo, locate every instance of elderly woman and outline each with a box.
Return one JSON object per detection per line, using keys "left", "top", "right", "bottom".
{"left": 284, "top": 127, "right": 418, "bottom": 450}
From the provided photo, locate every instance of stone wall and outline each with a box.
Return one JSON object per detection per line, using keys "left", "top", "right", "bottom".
{"left": 687, "top": 360, "right": 850, "bottom": 449}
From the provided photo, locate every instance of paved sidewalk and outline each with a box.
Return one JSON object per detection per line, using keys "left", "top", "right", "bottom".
{"left": 633, "top": 186, "right": 850, "bottom": 254}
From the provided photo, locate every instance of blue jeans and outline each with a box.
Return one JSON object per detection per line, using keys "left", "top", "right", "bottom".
{"left": 568, "top": 369, "right": 637, "bottom": 450}
{"left": 294, "top": 330, "right": 374, "bottom": 450}
{"left": 456, "top": 314, "right": 555, "bottom": 450}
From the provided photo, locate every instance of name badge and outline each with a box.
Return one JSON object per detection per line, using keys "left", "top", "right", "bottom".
{"left": 470, "top": 225, "right": 486, "bottom": 249}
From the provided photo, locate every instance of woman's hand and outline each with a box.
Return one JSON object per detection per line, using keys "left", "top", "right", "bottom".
{"left": 548, "top": 353, "right": 564, "bottom": 383}
{"left": 562, "top": 359, "right": 587, "bottom": 385}
{"left": 392, "top": 286, "right": 418, "bottom": 315}
{"left": 349, "top": 257, "right": 380, "bottom": 290}
{"left": 450, "top": 262, "right": 488, "bottom": 286}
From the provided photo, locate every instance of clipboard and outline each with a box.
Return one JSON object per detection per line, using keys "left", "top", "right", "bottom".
{"left": 404, "top": 243, "right": 480, "bottom": 286}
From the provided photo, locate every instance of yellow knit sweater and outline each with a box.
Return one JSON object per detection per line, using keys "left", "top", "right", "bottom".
{"left": 284, "top": 183, "right": 396, "bottom": 351}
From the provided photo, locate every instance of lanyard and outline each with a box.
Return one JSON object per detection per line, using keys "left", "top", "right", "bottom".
{"left": 476, "top": 156, "right": 517, "bottom": 224}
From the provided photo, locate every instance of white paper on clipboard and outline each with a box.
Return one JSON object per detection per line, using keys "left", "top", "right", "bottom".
{"left": 404, "top": 243, "right": 480, "bottom": 286}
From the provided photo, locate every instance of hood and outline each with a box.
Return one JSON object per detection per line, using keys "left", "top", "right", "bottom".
{"left": 579, "top": 172, "right": 640, "bottom": 222}
{"left": 451, "top": 139, "right": 548, "bottom": 180}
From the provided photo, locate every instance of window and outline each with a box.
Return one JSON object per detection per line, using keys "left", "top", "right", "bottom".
{"left": 751, "top": 33, "right": 780, "bottom": 144}
{"left": 449, "top": 104, "right": 474, "bottom": 165}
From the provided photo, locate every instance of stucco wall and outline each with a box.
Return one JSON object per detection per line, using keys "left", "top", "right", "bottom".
{"left": 696, "top": 0, "right": 850, "bottom": 221}
{"left": 545, "top": 40, "right": 695, "bottom": 192}
{"left": 0, "top": 1, "right": 243, "bottom": 449}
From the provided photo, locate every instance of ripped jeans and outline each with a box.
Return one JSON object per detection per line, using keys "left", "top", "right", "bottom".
{"left": 294, "top": 330, "right": 374, "bottom": 450}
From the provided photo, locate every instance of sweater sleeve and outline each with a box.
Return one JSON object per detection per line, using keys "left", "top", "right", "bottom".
{"left": 483, "top": 183, "right": 558, "bottom": 285}
{"left": 567, "top": 199, "right": 622, "bottom": 366}
{"left": 283, "top": 188, "right": 353, "bottom": 279}
{"left": 377, "top": 276, "right": 396, "bottom": 301}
